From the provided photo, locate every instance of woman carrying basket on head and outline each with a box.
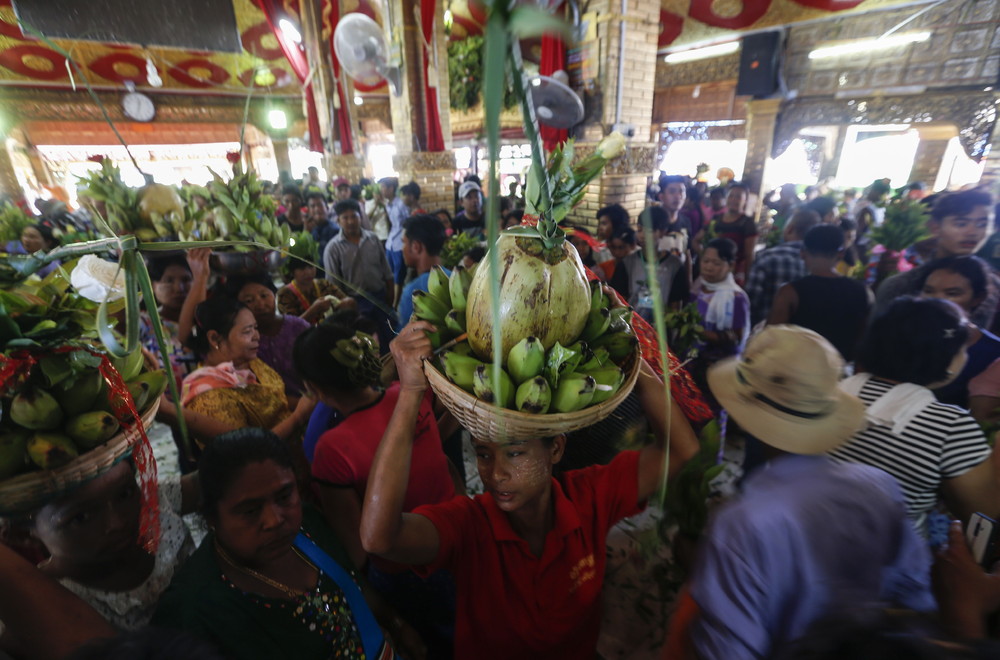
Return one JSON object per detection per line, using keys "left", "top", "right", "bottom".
{"left": 359, "top": 318, "right": 700, "bottom": 659}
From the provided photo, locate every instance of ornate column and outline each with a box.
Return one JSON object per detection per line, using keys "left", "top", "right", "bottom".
{"left": 0, "top": 141, "right": 20, "bottom": 199}
{"left": 566, "top": 0, "right": 661, "bottom": 228}
{"left": 387, "top": 0, "right": 455, "bottom": 210}
{"left": 742, "top": 98, "right": 783, "bottom": 220}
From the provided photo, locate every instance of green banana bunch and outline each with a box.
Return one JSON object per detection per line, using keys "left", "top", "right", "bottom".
{"left": 579, "top": 347, "right": 610, "bottom": 372}
{"left": 10, "top": 389, "right": 64, "bottom": 431}
{"left": 449, "top": 264, "right": 472, "bottom": 312}
{"left": 506, "top": 336, "right": 545, "bottom": 384}
{"left": 0, "top": 430, "right": 29, "bottom": 479}
{"left": 65, "top": 411, "right": 120, "bottom": 450}
{"left": 445, "top": 309, "right": 467, "bottom": 335}
{"left": 27, "top": 432, "right": 78, "bottom": 470}
{"left": 52, "top": 369, "right": 104, "bottom": 416}
{"left": 584, "top": 365, "right": 624, "bottom": 405}
{"left": 515, "top": 376, "right": 551, "bottom": 414}
{"left": 473, "top": 365, "right": 515, "bottom": 408}
{"left": 589, "top": 282, "right": 609, "bottom": 313}
{"left": 590, "top": 326, "right": 638, "bottom": 361}
{"left": 451, "top": 341, "right": 476, "bottom": 357}
{"left": 607, "top": 307, "right": 632, "bottom": 334}
{"left": 440, "top": 352, "right": 486, "bottom": 393}
{"left": 412, "top": 290, "right": 452, "bottom": 326}
{"left": 129, "top": 370, "right": 169, "bottom": 403}
{"left": 427, "top": 266, "right": 452, "bottom": 306}
{"left": 580, "top": 308, "right": 611, "bottom": 343}
{"left": 551, "top": 372, "right": 597, "bottom": 413}
{"left": 544, "top": 341, "right": 584, "bottom": 390}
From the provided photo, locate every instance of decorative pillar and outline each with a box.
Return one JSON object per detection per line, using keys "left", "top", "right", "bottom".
{"left": 388, "top": 0, "right": 455, "bottom": 210}
{"left": 908, "top": 138, "right": 950, "bottom": 188}
{"left": 566, "top": 0, "right": 661, "bottom": 229}
{"left": 0, "top": 140, "right": 20, "bottom": 199}
{"left": 742, "top": 97, "right": 783, "bottom": 220}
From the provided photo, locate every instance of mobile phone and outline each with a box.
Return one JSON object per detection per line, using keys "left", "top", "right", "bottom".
{"left": 966, "top": 512, "right": 999, "bottom": 569}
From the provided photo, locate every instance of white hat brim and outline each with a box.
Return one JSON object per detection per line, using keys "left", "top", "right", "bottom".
{"left": 707, "top": 358, "right": 866, "bottom": 455}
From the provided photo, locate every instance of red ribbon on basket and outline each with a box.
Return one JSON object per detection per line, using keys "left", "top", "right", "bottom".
{"left": 0, "top": 346, "right": 160, "bottom": 553}
{"left": 516, "top": 214, "right": 714, "bottom": 426}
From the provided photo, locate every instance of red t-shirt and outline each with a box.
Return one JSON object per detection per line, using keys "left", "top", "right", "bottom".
{"left": 412, "top": 450, "right": 643, "bottom": 660}
{"left": 311, "top": 383, "right": 454, "bottom": 513}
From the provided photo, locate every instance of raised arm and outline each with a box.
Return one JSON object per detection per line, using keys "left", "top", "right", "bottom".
{"left": 177, "top": 247, "right": 211, "bottom": 345}
{"left": 0, "top": 543, "right": 115, "bottom": 660}
{"left": 360, "top": 321, "right": 442, "bottom": 565}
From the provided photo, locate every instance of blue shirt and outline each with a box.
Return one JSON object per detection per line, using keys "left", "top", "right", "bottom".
{"left": 311, "top": 220, "right": 340, "bottom": 265}
{"left": 385, "top": 197, "right": 409, "bottom": 251}
{"left": 303, "top": 401, "right": 341, "bottom": 463}
{"left": 397, "top": 268, "right": 450, "bottom": 326}
{"left": 690, "top": 454, "right": 934, "bottom": 659}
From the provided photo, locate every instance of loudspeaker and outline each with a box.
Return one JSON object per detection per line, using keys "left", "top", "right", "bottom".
{"left": 737, "top": 31, "right": 783, "bottom": 98}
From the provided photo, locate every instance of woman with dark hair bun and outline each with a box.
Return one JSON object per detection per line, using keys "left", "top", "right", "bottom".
{"left": 833, "top": 297, "right": 999, "bottom": 537}
{"left": 170, "top": 297, "right": 315, "bottom": 448}
{"left": 294, "top": 314, "right": 457, "bottom": 657}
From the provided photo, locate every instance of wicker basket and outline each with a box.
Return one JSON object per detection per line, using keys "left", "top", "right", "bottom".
{"left": 0, "top": 398, "right": 159, "bottom": 516}
{"left": 425, "top": 349, "right": 640, "bottom": 441}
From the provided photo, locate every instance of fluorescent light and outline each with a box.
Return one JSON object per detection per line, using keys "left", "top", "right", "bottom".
{"left": 809, "top": 31, "right": 930, "bottom": 59}
{"left": 268, "top": 109, "right": 287, "bottom": 129}
{"left": 664, "top": 41, "right": 739, "bottom": 64}
{"left": 279, "top": 18, "right": 302, "bottom": 44}
{"left": 354, "top": 95, "right": 364, "bottom": 105}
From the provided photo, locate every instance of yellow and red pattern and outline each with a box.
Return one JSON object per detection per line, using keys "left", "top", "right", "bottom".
{"left": 0, "top": 0, "right": 299, "bottom": 95}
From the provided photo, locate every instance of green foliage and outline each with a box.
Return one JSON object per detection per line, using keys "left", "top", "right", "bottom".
{"left": 447, "top": 35, "right": 517, "bottom": 114}
{"left": 663, "top": 419, "right": 724, "bottom": 539}
{"left": 0, "top": 203, "right": 33, "bottom": 244}
{"left": 664, "top": 302, "right": 705, "bottom": 362}
{"left": 439, "top": 232, "right": 480, "bottom": 270}
{"left": 868, "top": 198, "right": 930, "bottom": 252}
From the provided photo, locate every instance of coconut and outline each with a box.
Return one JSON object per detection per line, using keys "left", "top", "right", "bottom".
{"left": 137, "top": 184, "right": 184, "bottom": 222}
{"left": 465, "top": 231, "right": 590, "bottom": 360}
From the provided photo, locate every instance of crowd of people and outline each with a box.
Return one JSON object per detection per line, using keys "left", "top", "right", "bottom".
{"left": 4, "top": 167, "right": 1000, "bottom": 660}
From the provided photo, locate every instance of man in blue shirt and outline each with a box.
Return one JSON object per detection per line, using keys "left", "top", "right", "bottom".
{"left": 397, "top": 214, "right": 448, "bottom": 325}
{"left": 744, "top": 208, "right": 821, "bottom": 325}
{"left": 689, "top": 325, "right": 935, "bottom": 659}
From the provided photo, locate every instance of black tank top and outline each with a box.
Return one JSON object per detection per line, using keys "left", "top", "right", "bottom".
{"left": 789, "top": 275, "right": 870, "bottom": 361}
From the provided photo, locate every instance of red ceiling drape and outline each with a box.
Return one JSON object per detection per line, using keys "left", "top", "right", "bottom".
{"left": 419, "top": 0, "right": 445, "bottom": 151}
{"left": 539, "top": 32, "right": 567, "bottom": 152}
{"left": 254, "top": 0, "right": 324, "bottom": 153}
{"left": 324, "top": 0, "right": 355, "bottom": 154}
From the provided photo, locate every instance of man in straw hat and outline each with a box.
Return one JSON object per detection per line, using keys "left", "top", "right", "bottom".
{"left": 686, "top": 325, "right": 935, "bottom": 658}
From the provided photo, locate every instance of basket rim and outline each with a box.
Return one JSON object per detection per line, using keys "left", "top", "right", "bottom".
{"left": 424, "top": 348, "right": 639, "bottom": 440}
{"left": 0, "top": 398, "right": 159, "bottom": 516}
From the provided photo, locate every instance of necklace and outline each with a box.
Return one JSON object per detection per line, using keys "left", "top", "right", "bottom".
{"left": 215, "top": 542, "right": 316, "bottom": 599}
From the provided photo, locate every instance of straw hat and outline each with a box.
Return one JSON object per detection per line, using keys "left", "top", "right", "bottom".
{"left": 707, "top": 325, "right": 865, "bottom": 454}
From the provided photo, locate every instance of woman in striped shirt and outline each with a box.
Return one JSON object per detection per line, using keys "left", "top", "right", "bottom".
{"left": 830, "top": 297, "right": 1000, "bottom": 537}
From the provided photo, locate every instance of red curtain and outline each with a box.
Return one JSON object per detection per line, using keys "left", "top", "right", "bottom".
{"left": 254, "top": 0, "right": 324, "bottom": 153}
{"left": 539, "top": 32, "right": 567, "bottom": 152}
{"left": 324, "top": 0, "right": 355, "bottom": 154}
{"left": 419, "top": 0, "right": 445, "bottom": 151}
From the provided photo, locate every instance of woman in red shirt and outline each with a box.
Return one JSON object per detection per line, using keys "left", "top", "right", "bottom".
{"left": 293, "top": 317, "right": 459, "bottom": 657}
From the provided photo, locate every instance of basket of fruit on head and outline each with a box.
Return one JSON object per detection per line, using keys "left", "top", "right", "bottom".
{"left": 412, "top": 225, "right": 640, "bottom": 441}
{"left": 0, "top": 345, "right": 166, "bottom": 516}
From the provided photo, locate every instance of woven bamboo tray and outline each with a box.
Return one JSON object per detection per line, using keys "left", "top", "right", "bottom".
{"left": 0, "top": 398, "right": 159, "bottom": 516}
{"left": 425, "top": 348, "right": 639, "bottom": 441}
